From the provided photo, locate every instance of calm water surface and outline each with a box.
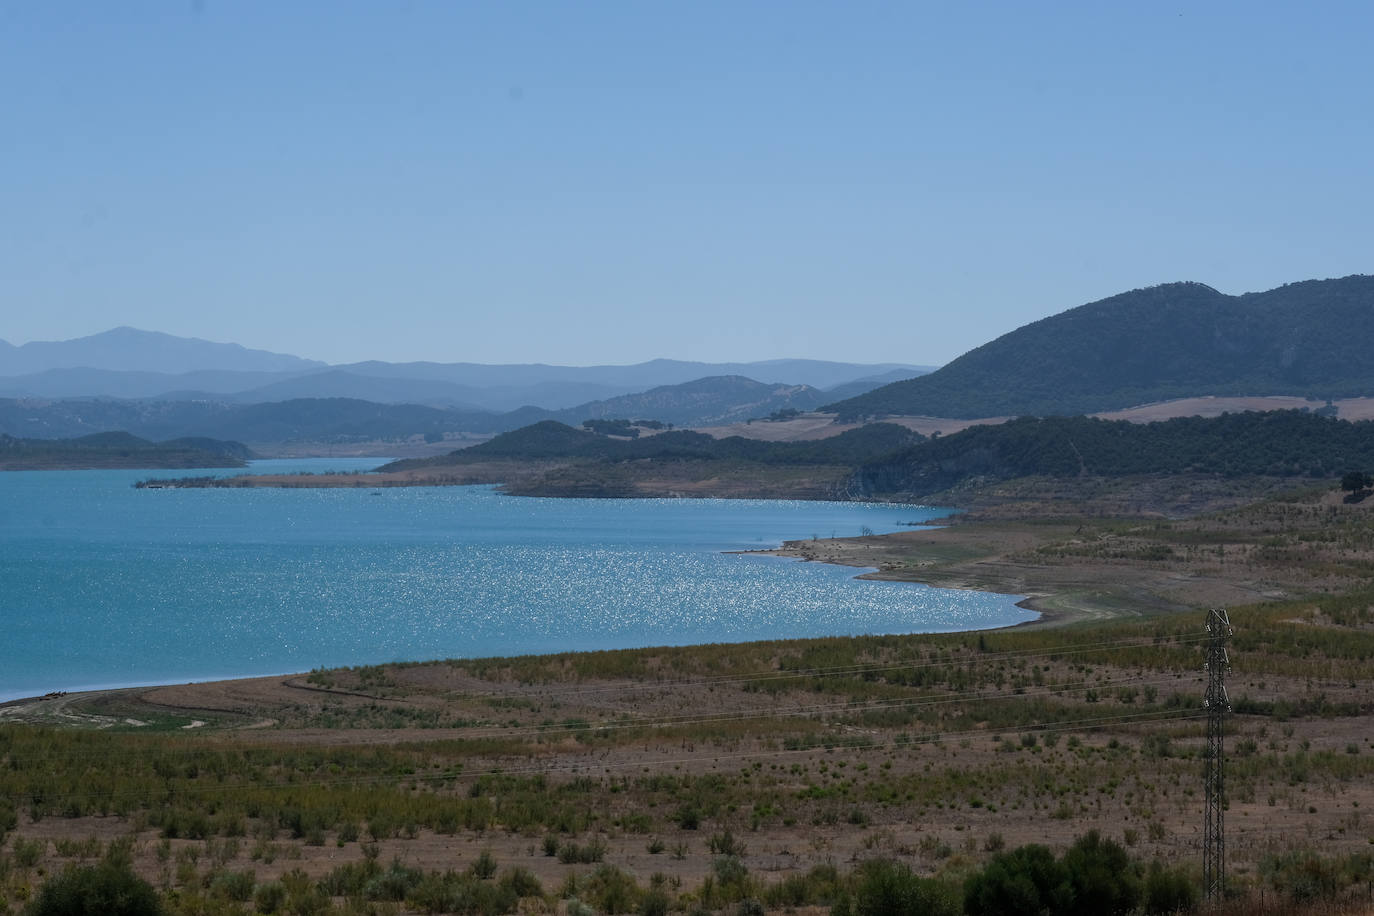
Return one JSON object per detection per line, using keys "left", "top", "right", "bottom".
{"left": 0, "top": 459, "right": 1032, "bottom": 699}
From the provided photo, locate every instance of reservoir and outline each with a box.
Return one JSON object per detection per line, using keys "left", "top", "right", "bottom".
{"left": 0, "top": 459, "right": 1033, "bottom": 700}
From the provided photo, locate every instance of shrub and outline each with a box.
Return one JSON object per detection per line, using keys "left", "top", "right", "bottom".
{"left": 674, "top": 804, "right": 701, "bottom": 830}
{"left": 13, "top": 838, "right": 44, "bottom": 868}
{"left": 26, "top": 862, "right": 163, "bottom": 916}
{"left": 708, "top": 830, "right": 746, "bottom": 857}
{"left": 1143, "top": 861, "right": 1197, "bottom": 914}
{"left": 1261, "top": 850, "right": 1344, "bottom": 902}
{"left": 581, "top": 864, "right": 642, "bottom": 915}
{"left": 470, "top": 849, "right": 498, "bottom": 879}
{"left": 365, "top": 860, "right": 424, "bottom": 901}
{"left": 0, "top": 803, "right": 16, "bottom": 843}
{"left": 208, "top": 867, "right": 255, "bottom": 902}
{"left": 640, "top": 887, "right": 671, "bottom": 916}
{"left": 763, "top": 864, "right": 843, "bottom": 908}
{"left": 850, "top": 858, "right": 959, "bottom": 916}
{"left": 254, "top": 880, "right": 287, "bottom": 914}
{"left": 558, "top": 839, "right": 607, "bottom": 864}
{"left": 497, "top": 866, "right": 543, "bottom": 899}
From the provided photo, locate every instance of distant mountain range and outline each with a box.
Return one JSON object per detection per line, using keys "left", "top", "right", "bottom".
{"left": 0, "top": 375, "right": 893, "bottom": 444}
{"left": 15, "top": 272, "right": 1374, "bottom": 448}
{"left": 828, "top": 275, "right": 1374, "bottom": 419}
{"left": 0, "top": 328, "right": 929, "bottom": 412}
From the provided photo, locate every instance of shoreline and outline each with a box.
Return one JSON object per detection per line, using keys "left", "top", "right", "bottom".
{"left": 10, "top": 475, "right": 1267, "bottom": 712}
{"left": 10, "top": 507, "right": 1212, "bottom": 713}
{"left": 2, "top": 545, "right": 1050, "bottom": 712}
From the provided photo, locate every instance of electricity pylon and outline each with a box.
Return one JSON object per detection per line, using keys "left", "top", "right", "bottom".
{"left": 1203, "top": 607, "right": 1232, "bottom": 904}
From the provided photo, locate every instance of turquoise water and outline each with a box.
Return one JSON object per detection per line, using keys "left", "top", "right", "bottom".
{"left": 0, "top": 459, "right": 1033, "bottom": 699}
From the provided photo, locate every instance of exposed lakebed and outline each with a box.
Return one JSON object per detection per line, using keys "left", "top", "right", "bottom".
{"left": 0, "top": 459, "right": 1032, "bottom": 700}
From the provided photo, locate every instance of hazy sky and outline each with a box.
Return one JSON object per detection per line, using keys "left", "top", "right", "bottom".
{"left": 3, "top": 2, "right": 1371, "bottom": 367}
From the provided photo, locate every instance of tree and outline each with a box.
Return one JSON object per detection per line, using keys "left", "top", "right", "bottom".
{"left": 1341, "top": 471, "right": 1372, "bottom": 492}
{"left": 964, "top": 843, "right": 1072, "bottom": 916}
{"left": 1061, "top": 830, "right": 1141, "bottom": 916}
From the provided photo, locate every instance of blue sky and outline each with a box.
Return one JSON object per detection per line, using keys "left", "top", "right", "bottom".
{"left": 3, "top": 2, "right": 1371, "bottom": 366}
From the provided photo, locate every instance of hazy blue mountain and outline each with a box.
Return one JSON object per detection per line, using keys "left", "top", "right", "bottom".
{"left": 827, "top": 275, "right": 1374, "bottom": 419}
{"left": 820, "top": 368, "right": 928, "bottom": 403}
{"left": 222, "top": 370, "right": 489, "bottom": 410}
{"left": 0, "top": 328, "right": 927, "bottom": 409}
{"left": 0, "top": 367, "right": 320, "bottom": 400}
{"left": 0, "top": 367, "right": 918, "bottom": 444}
{"left": 337, "top": 357, "right": 929, "bottom": 392}
{"left": 0, "top": 397, "right": 516, "bottom": 443}
{"left": 538, "top": 376, "right": 828, "bottom": 427}
{"left": 0, "top": 327, "right": 324, "bottom": 376}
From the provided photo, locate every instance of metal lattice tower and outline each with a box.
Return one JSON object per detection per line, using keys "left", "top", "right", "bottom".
{"left": 1203, "top": 607, "right": 1232, "bottom": 904}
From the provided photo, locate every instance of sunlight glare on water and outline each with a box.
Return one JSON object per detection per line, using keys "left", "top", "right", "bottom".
{"left": 0, "top": 460, "right": 1032, "bottom": 699}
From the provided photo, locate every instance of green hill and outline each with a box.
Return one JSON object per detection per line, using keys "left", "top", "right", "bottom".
{"left": 828, "top": 275, "right": 1374, "bottom": 419}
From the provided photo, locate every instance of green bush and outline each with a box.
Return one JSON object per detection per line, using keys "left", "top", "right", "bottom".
{"left": 12, "top": 838, "right": 44, "bottom": 868}
{"left": 1143, "top": 861, "right": 1197, "bottom": 914}
{"left": 253, "top": 880, "right": 287, "bottom": 914}
{"left": 965, "top": 844, "right": 1072, "bottom": 916}
{"left": 207, "top": 867, "right": 255, "bottom": 902}
{"left": 580, "top": 864, "right": 642, "bottom": 915}
{"left": 640, "top": 887, "right": 671, "bottom": 916}
{"left": 408, "top": 870, "right": 519, "bottom": 916}
{"left": 1061, "top": 830, "right": 1140, "bottom": 916}
{"left": 1261, "top": 850, "right": 1344, "bottom": 902}
{"left": 763, "top": 864, "right": 843, "bottom": 908}
{"left": 850, "top": 858, "right": 959, "bottom": 916}
{"left": 470, "top": 849, "right": 498, "bottom": 879}
{"left": 498, "top": 867, "right": 543, "bottom": 899}
{"left": 26, "top": 862, "right": 163, "bottom": 916}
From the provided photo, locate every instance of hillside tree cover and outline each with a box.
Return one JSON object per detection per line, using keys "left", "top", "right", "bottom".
{"left": 829, "top": 275, "right": 1374, "bottom": 419}
{"left": 384, "top": 421, "right": 927, "bottom": 471}
{"left": 855, "top": 410, "right": 1374, "bottom": 497}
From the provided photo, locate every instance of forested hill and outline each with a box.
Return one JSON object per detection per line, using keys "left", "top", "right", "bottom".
{"left": 0, "top": 432, "right": 253, "bottom": 470}
{"left": 382, "top": 421, "right": 925, "bottom": 471}
{"left": 828, "top": 275, "right": 1374, "bottom": 419}
{"left": 855, "top": 410, "right": 1374, "bottom": 498}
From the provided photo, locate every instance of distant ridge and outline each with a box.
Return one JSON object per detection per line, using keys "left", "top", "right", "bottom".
{"left": 0, "top": 327, "right": 324, "bottom": 376}
{"left": 827, "top": 275, "right": 1374, "bottom": 419}
{"left": 0, "top": 330, "right": 929, "bottom": 411}
{"left": 0, "top": 368, "right": 912, "bottom": 443}
{"left": 539, "top": 375, "right": 832, "bottom": 427}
